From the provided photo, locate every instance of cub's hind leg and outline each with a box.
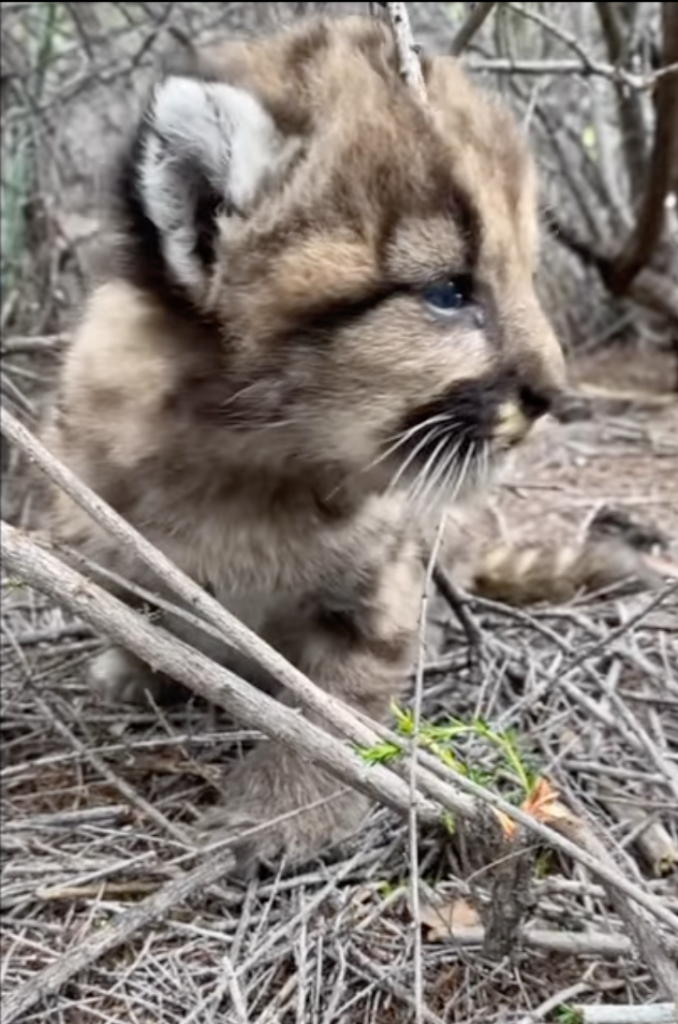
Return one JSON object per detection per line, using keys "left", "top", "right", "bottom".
{"left": 199, "top": 534, "right": 425, "bottom": 873}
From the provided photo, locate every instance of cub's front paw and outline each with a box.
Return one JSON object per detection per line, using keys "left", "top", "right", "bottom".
{"left": 196, "top": 746, "right": 370, "bottom": 876}
{"left": 88, "top": 647, "right": 172, "bottom": 705}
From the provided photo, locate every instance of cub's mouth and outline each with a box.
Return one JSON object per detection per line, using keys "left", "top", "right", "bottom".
{"left": 378, "top": 375, "right": 552, "bottom": 509}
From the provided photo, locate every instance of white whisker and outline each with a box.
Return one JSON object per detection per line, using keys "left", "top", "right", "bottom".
{"left": 408, "top": 433, "right": 449, "bottom": 507}
{"left": 439, "top": 445, "right": 461, "bottom": 504}
{"left": 450, "top": 443, "right": 474, "bottom": 503}
{"left": 219, "top": 380, "right": 262, "bottom": 411}
{"left": 411, "top": 438, "right": 459, "bottom": 516}
{"left": 387, "top": 424, "right": 447, "bottom": 494}
{"left": 365, "top": 413, "right": 455, "bottom": 475}
{"left": 384, "top": 414, "right": 455, "bottom": 448}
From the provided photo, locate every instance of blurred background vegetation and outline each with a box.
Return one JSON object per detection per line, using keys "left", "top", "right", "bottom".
{"left": 1, "top": 2, "right": 677, "bottom": 386}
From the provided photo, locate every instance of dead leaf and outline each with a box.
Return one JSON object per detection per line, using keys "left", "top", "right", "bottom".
{"left": 495, "top": 777, "right": 573, "bottom": 840}
{"left": 419, "top": 898, "right": 480, "bottom": 942}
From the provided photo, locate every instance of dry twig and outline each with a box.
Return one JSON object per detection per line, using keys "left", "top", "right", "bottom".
{"left": 451, "top": 1, "right": 497, "bottom": 57}
{"left": 384, "top": 2, "right": 427, "bottom": 102}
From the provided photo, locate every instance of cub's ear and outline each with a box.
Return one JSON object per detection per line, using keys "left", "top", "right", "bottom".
{"left": 131, "top": 75, "right": 287, "bottom": 295}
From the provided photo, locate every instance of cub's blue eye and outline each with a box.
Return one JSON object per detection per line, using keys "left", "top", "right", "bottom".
{"left": 423, "top": 275, "right": 474, "bottom": 317}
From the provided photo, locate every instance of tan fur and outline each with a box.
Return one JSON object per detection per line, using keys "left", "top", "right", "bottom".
{"left": 43, "top": 15, "right": 566, "bottom": 871}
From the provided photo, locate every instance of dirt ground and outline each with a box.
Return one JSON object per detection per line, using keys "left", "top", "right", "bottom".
{"left": 489, "top": 344, "right": 678, "bottom": 557}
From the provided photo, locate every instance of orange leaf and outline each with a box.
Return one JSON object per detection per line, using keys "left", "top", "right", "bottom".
{"left": 494, "top": 778, "right": 572, "bottom": 839}
{"left": 523, "top": 777, "right": 571, "bottom": 826}
{"left": 495, "top": 809, "right": 518, "bottom": 839}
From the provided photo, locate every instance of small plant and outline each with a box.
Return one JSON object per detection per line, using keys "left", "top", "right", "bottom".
{"left": 355, "top": 739, "right": 402, "bottom": 766}
{"left": 553, "top": 1007, "right": 583, "bottom": 1024}
{"left": 356, "top": 701, "right": 541, "bottom": 806}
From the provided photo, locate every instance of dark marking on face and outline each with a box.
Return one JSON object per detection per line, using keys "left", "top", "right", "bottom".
{"left": 397, "top": 372, "right": 513, "bottom": 463}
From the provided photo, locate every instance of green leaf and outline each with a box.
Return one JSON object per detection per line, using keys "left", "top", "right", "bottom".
{"left": 354, "top": 741, "right": 402, "bottom": 765}
{"left": 390, "top": 701, "right": 415, "bottom": 736}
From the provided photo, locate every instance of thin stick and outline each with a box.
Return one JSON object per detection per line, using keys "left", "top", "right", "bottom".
{"left": 385, "top": 2, "right": 427, "bottom": 102}
{"left": 409, "top": 516, "right": 445, "bottom": 1024}
{"left": 451, "top": 1, "right": 497, "bottom": 56}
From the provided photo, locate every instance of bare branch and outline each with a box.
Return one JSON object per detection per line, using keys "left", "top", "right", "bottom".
{"left": 503, "top": 2, "right": 673, "bottom": 91}
{"left": 571, "top": 1004, "right": 677, "bottom": 1024}
{"left": 384, "top": 2, "right": 427, "bottom": 102}
{"left": 409, "top": 517, "right": 446, "bottom": 1024}
{"left": 595, "top": 0, "right": 648, "bottom": 195}
{"left": 468, "top": 56, "right": 678, "bottom": 89}
{"left": 610, "top": 2, "right": 678, "bottom": 291}
{"left": 450, "top": 1, "right": 497, "bottom": 57}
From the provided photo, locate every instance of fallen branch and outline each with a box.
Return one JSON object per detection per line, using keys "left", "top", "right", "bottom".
{"left": 0, "top": 407, "right": 428, "bottom": 787}
{"left": 468, "top": 56, "right": 678, "bottom": 89}
{"left": 409, "top": 517, "right": 446, "bottom": 1024}
{"left": 6, "top": 520, "right": 678, "bottom": 1003}
{"left": 3, "top": 509, "right": 666, "bottom": 926}
{"left": 570, "top": 1006, "right": 677, "bottom": 1024}
{"left": 6, "top": 410, "right": 677, "bottom": 891}
{"left": 1, "top": 520, "right": 439, "bottom": 828}
{"left": 428, "top": 925, "right": 675, "bottom": 959}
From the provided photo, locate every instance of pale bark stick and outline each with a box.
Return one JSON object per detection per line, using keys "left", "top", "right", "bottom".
{"left": 385, "top": 2, "right": 427, "bottom": 102}
{"left": 573, "top": 1006, "right": 677, "bottom": 1024}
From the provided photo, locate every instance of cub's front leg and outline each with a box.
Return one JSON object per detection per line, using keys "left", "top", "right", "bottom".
{"left": 199, "top": 535, "right": 425, "bottom": 873}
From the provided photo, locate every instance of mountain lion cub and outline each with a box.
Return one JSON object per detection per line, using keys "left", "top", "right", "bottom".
{"left": 43, "top": 15, "right": 566, "bottom": 870}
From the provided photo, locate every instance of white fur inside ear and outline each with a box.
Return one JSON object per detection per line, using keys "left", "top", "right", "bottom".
{"left": 138, "top": 76, "right": 283, "bottom": 293}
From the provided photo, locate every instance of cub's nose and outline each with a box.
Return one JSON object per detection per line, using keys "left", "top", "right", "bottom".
{"left": 518, "top": 384, "right": 554, "bottom": 421}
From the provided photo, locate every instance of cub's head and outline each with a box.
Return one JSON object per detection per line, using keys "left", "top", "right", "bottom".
{"left": 115, "top": 15, "right": 565, "bottom": 507}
